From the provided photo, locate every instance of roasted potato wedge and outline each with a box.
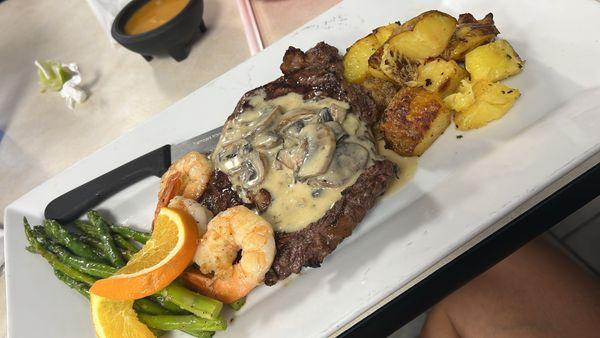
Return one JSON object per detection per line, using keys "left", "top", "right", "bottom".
{"left": 373, "top": 22, "right": 402, "bottom": 44}
{"left": 385, "top": 10, "right": 457, "bottom": 60}
{"left": 379, "top": 44, "right": 421, "bottom": 85}
{"left": 444, "top": 80, "right": 521, "bottom": 130}
{"left": 380, "top": 87, "right": 452, "bottom": 156}
{"left": 360, "top": 76, "right": 398, "bottom": 111}
{"left": 343, "top": 34, "right": 381, "bottom": 83}
{"left": 367, "top": 48, "right": 392, "bottom": 81}
{"left": 343, "top": 22, "right": 403, "bottom": 83}
{"left": 411, "top": 59, "right": 468, "bottom": 98}
{"left": 465, "top": 39, "right": 524, "bottom": 82}
{"left": 441, "top": 13, "right": 500, "bottom": 61}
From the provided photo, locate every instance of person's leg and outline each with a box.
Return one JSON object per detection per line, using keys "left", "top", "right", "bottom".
{"left": 421, "top": 237, "right": 600, "bottom": 338}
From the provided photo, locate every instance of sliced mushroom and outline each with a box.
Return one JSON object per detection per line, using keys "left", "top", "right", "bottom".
{"left": 278, "top": 109, "right": 317, "bottom": 133}
{"left": 296, "top": 124, "right": 336, "bottom": 179}
{"left": 237, "top": 152, "right": 267, "bottom": 189}
{"left": 253, "top": 131, "right": 282, "bottom": 150}
{"left": 330, "top": 103, "right": 347, "bottom": 123}
{"left": 249, "top": 188, "right": 271, "bottom": 213}
{"left": 235, "top": 105, "right": 280, "bottom": 134}
{"left": 215, "top": 139, "right": 252, "bottom": 172}
{"left": 316, "top": 108, "right": 333, "bottom": 123}
{"left": 281, "top": 119, "right": 306, "bottom": 139}
{"left": 218, "top": 124, "right": 238, "bottom": 147}
{"left": 215, "top": 138, "right": 267, "bottom": 190}
{"left": 308, "top": 142, "right": 369, "bottom": 188}
{"left": 324, "top": 121, "right": 346, "bottom": 141}
{"left": 276, "top": 141, "right": 307, "bottom": 171}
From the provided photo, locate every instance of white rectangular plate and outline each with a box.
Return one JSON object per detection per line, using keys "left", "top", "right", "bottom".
{"left": 5, "top": 0, "right": 600, "bottom": 337}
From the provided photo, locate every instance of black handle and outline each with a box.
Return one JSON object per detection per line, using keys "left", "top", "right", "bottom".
{"left": 45, "top": 145, "right": 172, "bottom": 224}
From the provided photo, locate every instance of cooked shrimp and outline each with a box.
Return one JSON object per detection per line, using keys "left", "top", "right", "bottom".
{"left": 182, "top": 205, "right": 275, "bottom": 303}
{"left": 155, "top": 151, "right": 213, "bottom": 219}
{"left": 168, "top": 196, "right": 213, "bottom": 235}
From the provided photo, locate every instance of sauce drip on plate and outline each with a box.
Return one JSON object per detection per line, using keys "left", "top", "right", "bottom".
{"left": 378, "top": 140, "right": 418, "bottom": 196}
{"left": 124, "top": 0, "right": 189, "bottom": 35}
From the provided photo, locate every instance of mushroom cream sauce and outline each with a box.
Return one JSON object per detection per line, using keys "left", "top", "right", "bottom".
{"left": 212, "top": 91, "right": 416, "bottom": 232}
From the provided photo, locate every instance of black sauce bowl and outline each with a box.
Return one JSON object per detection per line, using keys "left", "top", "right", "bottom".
{"left": 111, "top": 0, "right": 205, "bottom": 62}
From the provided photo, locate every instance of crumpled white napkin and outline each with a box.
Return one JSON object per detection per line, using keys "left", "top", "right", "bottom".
{"left": 35, "top": 60, "right": 88, "bottom": 109}
{"left": 59, "top": 63, "right": 88, "bottom": 110}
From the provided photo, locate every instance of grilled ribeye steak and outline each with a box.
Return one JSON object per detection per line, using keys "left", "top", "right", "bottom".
{"left": 200, "top": 42, "right": 395, "bottom": 285}
{"left": 265, "top": 160, "right": 394, "bottom": 284}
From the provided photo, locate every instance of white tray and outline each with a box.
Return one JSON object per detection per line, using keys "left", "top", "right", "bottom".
{"left": 5, "top": 0, "right": 600, "bottom": 337}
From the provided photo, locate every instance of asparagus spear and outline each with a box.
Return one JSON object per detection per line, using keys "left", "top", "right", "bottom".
{"left": 159, "top": 282, "right": 223, "bottom": 320}
{"left": 46, "top": 241, "right": 117, "bottom": 278}
{"left": 230, "top": 297, "right": 246, "bottom": 311}
{"left": 102, "top": 226, "right": 220, "bottom": 318}
{"left": 53, "top": 267, "right": 204, "bottom": 335}
{"left": 27, "top": 216, "right": 227, "bottom": 336}
{"left": 24, "top": 218, "right": 96, "bottom": 285}
{"left": 96, "top": 219, "right": 219, "bottom": 318}
{"left": 43, "top": 220, "right": 103, "bottom": 261}
{"left": 77, "top": 219, "right": 139, "bottom": 259}
{"left": 76, "top": 219, "right": 150, "bottom": 245}
{"left": 52, "top": 260, "right": 220, "bottom": 335}
{"left": 113, "top": 233, "right": 140, "bottom": 253}
{"left": 134, "top": 299, "right": 174, "bottom": 316}
{"left": 32, "top": 227, "right": 117, "bottom": 278}
{"left": 149, "top": 294, "right": 190, "bottom": 315}
{"left": 110, "top": 224, "right": 151, "bottom": 244}
{"left": 54, "top": 265, "right": 169, "bottom": 316}
{"left": 138, "top": 314, "right": 227, "bottom": 332}
{"left": 72, "top": 233, "right": 107, "bottom": 256}
{"left": 73, "top": 220, "right": 99, "bottom": 239}
{"left": 53, "top": 269, "right": 90, "bottom": 298}
{"left": 87, "top": 211, "right": 125, "bottom": 267}
{"left": 121, "top": 249, "right": 135, "bottom": 261}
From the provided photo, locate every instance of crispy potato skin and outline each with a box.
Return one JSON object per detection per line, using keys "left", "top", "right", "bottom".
{"left": 442, "top": 13, "right": 500, "bottom": 61}
{"left": 380, "top": 87, "right": 451, "bottom": 156}
{"left": 367, "top": 48, "right": 391, "bottom": 80}
{"left": 343, "top": 22, "right": 404, "bottom": 84}
{"left": 465, "top": 39, "right": 524, "bottom": 82}
{"left": 360, "top": 76, "right": 398, "bottom": 111}
{"left": 373, "top": 22, "right": 402, "bottom": 44}
{"left": 380, "top": 44, "right": 421, "bottom": 85}
{"left": 369, "top": 10, "right": 457, "bottom": 86}
{"left": 445, "top": 80, "right": 521, "bottom": 130}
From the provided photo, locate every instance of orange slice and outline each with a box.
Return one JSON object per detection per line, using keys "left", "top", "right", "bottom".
{"left": 90, "top": 292, "right": 155, "bottom": 338}
{"left": 90, "top": 207, "right": 199, "bottom": 300}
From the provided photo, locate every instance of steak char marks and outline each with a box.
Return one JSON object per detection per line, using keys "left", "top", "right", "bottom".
{"left": 200, "top": 42, "right": 395, "bottom": 285}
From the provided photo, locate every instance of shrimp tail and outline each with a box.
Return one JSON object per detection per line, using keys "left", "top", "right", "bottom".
{"left": 181, "top": 268, "right": 226, "bottom": 302}
{"left": 155, "top": 172, "right": 183, "bottom": 221}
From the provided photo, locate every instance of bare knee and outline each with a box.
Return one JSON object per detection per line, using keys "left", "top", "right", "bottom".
{"left": 420, "top": 238, "right": 600, "bottom": 338}
{"left": 421, "top": 305, "right": 459, "bottom": 338}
